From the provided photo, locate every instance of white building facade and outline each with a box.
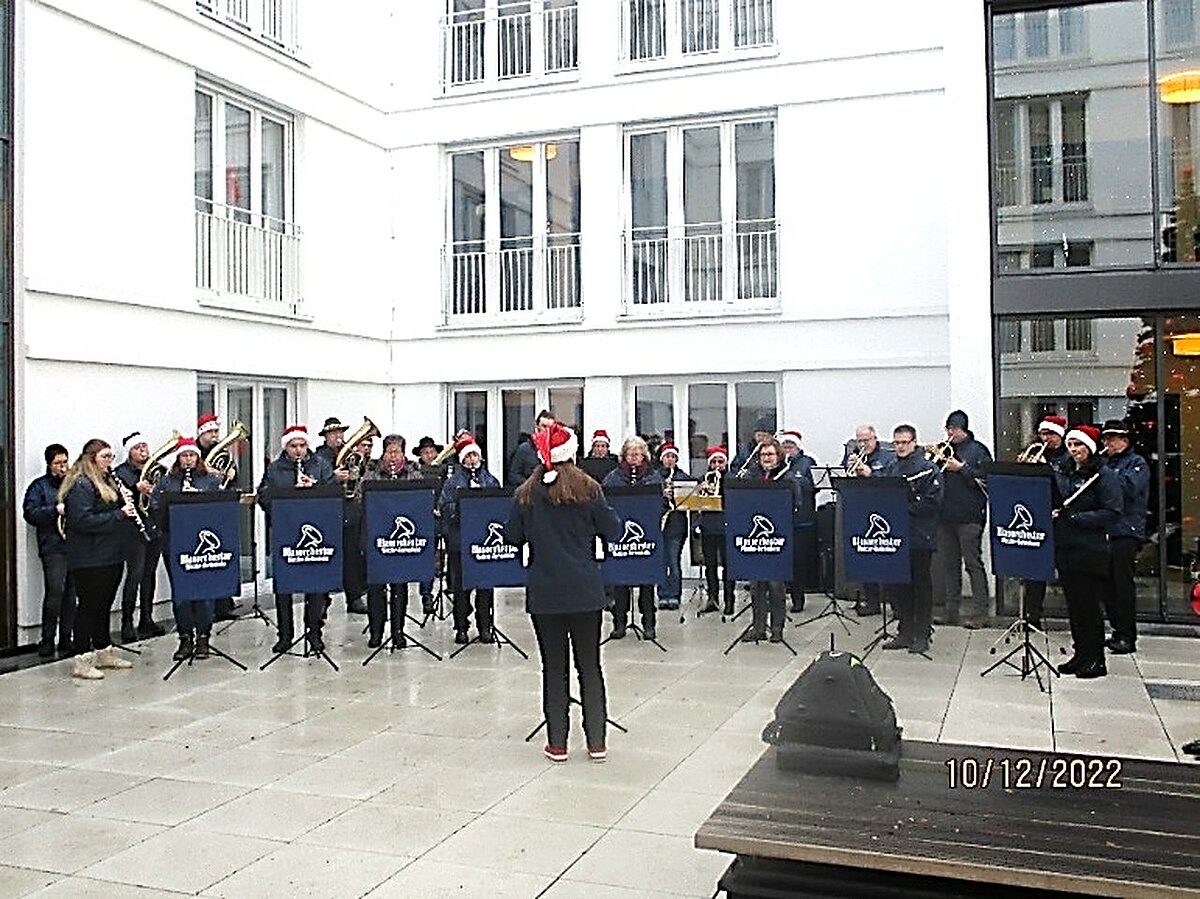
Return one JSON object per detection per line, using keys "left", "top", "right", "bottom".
{"left": 5, "top": 0, "right": 1023, "bottom": 647}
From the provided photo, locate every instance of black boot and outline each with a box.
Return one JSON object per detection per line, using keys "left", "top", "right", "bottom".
{"left": 120, "top": 613, "right": 136, "bottom": 644}
{"left": 137, "top": 615, "right": 165, "bottom": 638}
{"left": 173, "top": 633, "right": 194, "bottom": 661}
{"left": 701, "top": 589, "right": 719, "bottom": 614}
{"left": 194, "top": 634, "right": 210, "bottom": 660}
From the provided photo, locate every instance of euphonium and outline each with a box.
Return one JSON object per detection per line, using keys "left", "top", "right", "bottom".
{"left": 207, "top": 420, "right": 249, "bottom": 488}
{"left": 335, "top": 416, "right": 381, "bottom": 497}
{"left": 1017, "top": 441, "right": 1048, "bottom": 464}
{"left": 136, "top": 429, "right": 182, "bottom": 515}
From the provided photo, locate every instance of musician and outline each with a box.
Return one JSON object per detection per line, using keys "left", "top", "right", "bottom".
{"left": 1022, "top": 415, "right": 1069, "bottom": 630}
{"left": 314, "top": 417, "right": 349, "bottom": 470}
{"left": 882, "top": 425, "right": 943, "bottom": 654}
{"left": 151, "top": 438, "right": 222, "bottom": 662}
{"left": 414, "top": 436, "right": 447, "bottom": 614}
{"left": 731, "top": 416, "right": 776, "bottom": 475}
{"left": 602, "top": 436, "right": 663, "bottom": 639}
{"left": 509, "top": 410, "right": 556, "bottom": 486}
{"left": 439, "top": 434, "right": 501, "bottom": 644}
{"left": 843, "top": 425, "right": 896, "bottom": 615}
{"left": 740, "top": 438, "right": 793, "bottom": 643}
{"left": 114, "top": 432, "right": 165, "bottom": 642}
{"left": 364, "top": 434, "right": 423, "bottom": 649}
{"left": 777, "top": 430, "right": 817, "bottom": 613}
{"left": 256, "top": 425, "right": 336, "bottom": 654}
{"left": 22, "top": 443, "right": 76, "bottom": 657}
{"left": 933, "top": 410, "right": 993, "bottom": 628}
{"left": 339, "top": 432, "right": 375, "bottom": 617}
{"left": 656, "top": 443, "right": 694, "bottom": 611}
{"left": 1053, "top": 425, "right": 1120, "bottom": 679}
{"left": 588, "top": 430, "right": 618, "bottom": 461}
{"left": 60, "top": 439, "right": 137, "bottom": 679}
{"left": 698, "top": 447, "right": 734, "bottom": 615}
{"left": 1100, "top": 419, "right": 1150, "bottom": 655}
{"left": 197, "top": 415, "right": 239, "bottom": 620}
{"left": 506, "top": 424, "right": 622, "bottom": 762}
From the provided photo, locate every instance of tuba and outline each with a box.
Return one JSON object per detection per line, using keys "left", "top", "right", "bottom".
{"left": 334, "top": 416, "right": 381, "bottom": 496}
{"left": 136, "top": 430, "right": 182, "bottom": 516}
{"left": 207, "top": 420, "right": 249, "bottom": 488}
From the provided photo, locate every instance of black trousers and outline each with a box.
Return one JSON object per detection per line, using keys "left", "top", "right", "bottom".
{"left": 1023, "top": 579, "right": 1047, "bottom": 625}
{"left": 121, "top": 536, "right": 161, "bottom": 622}
{"left": 1058, "top": 563, "right": 1107, "bottom": 664}
{"left": 343, "top": 524, "right": 367, "bottom": 601}
{"left": 40, "top": 553, "right": 76, "bottom": 647}
{"left": 1104, "top": 536, "right": 1140, "bottom": 645}
{"left": 701, "top": 533, "right": 734, "bottom": 607}
{"left": 275, "top": 593, "right": 327, "bottom": 643}
{"left": 750, "top": 580, "right": 786, "bottom": 636}
{"left": 611, "top": 585, "right": 655, "bottom": 629}
{"left": 73, "top": 564, "right": 123, "bottom": 653}
{"left": 531, "top": 610, "right": 606, "bottom": 750}
{"left": 889, "top": 548, "right": 934, "bottom": 642}
{"left": 791, "top": 526, "right": 817, "bottom": 604}
{"left": 446, "top": 550, "right": 493, "bottom": 633}
{"left": 367, "top": 582, "right": 410, "bottom": 641}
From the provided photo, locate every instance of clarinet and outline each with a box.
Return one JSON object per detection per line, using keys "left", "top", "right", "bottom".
{"left": 295, "top": 458, "right": 305, "bottom": 487}
{"left": 111, "top": 472, "right": 152, "bottom": 543}
{"left": 182, "top": 468, "right": 194, "bottom": 491}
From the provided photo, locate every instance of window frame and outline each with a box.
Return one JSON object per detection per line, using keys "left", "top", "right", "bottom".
{"left": 618, "top": 0, "right": 778, "bottom": 70}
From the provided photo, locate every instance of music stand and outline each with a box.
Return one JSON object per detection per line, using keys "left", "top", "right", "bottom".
{"left": 981, "top": 582, "right": 1059, "bottom": 691}
{"left": 362, "top": 586, "right": 442, "bottom": 665}
{"left": 449, "top": 619, "right": 528, "bottom": 659}
{"left": 163, "top": 626, "right": 247, "bottom": 681}
{"left": 260, "top": 612, "right": 339, "bottom": 672}
{"left": 524, "top": 696, "right": 629, "bottom": 743}
{"left": 218, "top": 492, "right": 273, "bottom": 635}
{"left": 794, "top": 477, "right": 862, "bottom": 636}
{"left": 600, "top": 616, "right": 667, "bottom": 653}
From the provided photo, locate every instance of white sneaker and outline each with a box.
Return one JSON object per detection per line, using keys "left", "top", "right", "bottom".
{"left": 94, "top": 647, "right": 133, "bottom": 670}
{"left": 71, "top": 652, "right": 104, "bottom": 680}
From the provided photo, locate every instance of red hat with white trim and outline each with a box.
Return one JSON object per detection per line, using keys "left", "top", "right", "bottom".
{"left": 591, "top": 430, "right": 611, "bottom": 446}
{"left": 455, "top": 433, "right": 482, "bottom": 463}
{"left": 197, "top": 414, "right": 220, "bottom": 437}
{"left": 1066, "top": 424, "right": 1101, "bottom": 454}
{"left": 166, "top": 437, "right": 201, "bottom": 470}
{"left": 706, "top": 446, "right": 728, "bottom": 461}
{"left": 281, "top": 424, "right": 310, "bottom": 448}
{"left": 658, "top": 442, "right": 679, "bottom": 460}
{"left": 1037, "top": 415, "right": 1067, "bottom": 437}
{"left": 776, "top": 430, "right": 803, "bottom": 447}
{"left": 534, "top": 424, "right": 578, "bottom": 483}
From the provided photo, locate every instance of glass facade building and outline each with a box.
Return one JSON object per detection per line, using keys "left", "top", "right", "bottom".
{"left": 991, "top": 0, "right": 1200, "bottom": 622}
{"left": 0, "top": 0, "right": 13, "bottom": 649}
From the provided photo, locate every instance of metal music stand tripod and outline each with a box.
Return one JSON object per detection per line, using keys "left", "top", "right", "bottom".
{"left": 218, "top": 493, "right": 274, "bottom": 636}
{"left": 260, "top": 611, "right": 339, "bottom": 672}
{"left": 362, "top": 587, "right": 443, "bottom": 665}
{"left": 164, "top": 628, "right": 247, "bottom": 681}
{"left": 981, "top": 581, "right": 1060, "bottom": 691}
{"left": 794, "top": 475, "right": 863, "bottom": 636}
{"left": 449, "top": 616, "right": 528, "bottom": 660}
{"left": 524, "top": 697, "right": 629, "bottom": 743}
{"left": 601, "top": 617, "right": 667, "bottom": 653}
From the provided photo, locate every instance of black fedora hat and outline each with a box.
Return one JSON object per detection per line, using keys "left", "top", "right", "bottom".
{"left": 1100, "top": 418, "right": 1131, "bottom": 437}
{"left": 414, "top": 435, "right": 444, "bottom": 455}
{"left": 319, "top": 416, "right": 348, "bottom": 436}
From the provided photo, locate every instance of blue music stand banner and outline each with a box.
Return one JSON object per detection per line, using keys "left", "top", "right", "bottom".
{"left": 840, "top": 478, "right": 910, "bottom": 584}
{"left": 164, "top": 492, "right": 241, "bottom": 602}
{"left": 986, "top": 462, "right": 1056, "bottom": 581}
{"left": 601, "top": 486, "right": 664, "bottom": 586}
{"left": 363, "top": 480, "right": 437, "bottom": 586}
{"left": 459, "top": 489, "right": 526, "bottom": 590}
{"left": 269, "top": 486, "right": 344, "bottom": 594}
{"left": 724, "top": 480, "right": 794, "bottom": 581}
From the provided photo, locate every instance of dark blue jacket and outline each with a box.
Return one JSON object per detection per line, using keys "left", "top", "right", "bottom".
{"left": 438, "top": 463, "right": 501, "bottom": 549}
{"left": 150, "top": 469, "right": 223, "bottom": 536}
{"left": 256, "top": 451, "right": 335, "bottom": 522}
{"left": 1053, "top": 461, "right": 1120, "bottom": 562}
{"left": 602, "top": 463, "right": 663, "bottom": 491}
{"left": 842, "top": 441, "right": 896, "bottom": 476}
{"left": 507, "top": 441, "right": 540, "bottom": 487}
{"left": 781, "top": 451, "right": 817, "bottom": 528}
{"left": 940, "top": 434, "right": 992, "bottom": 524}
{"left": 504, "top": 480, "right": 622, "bottom": 614}
{"left": 894, "top": 452, "right": 943, "bottom": 551}
{"left": 1102, "top": 448, "right": 1150, "bottom": 540}
{"left": 63, "top": 476, "right": 127, "bottom": 570}
{"left": 23, "top": 472, "right": 67, "bottom": 557}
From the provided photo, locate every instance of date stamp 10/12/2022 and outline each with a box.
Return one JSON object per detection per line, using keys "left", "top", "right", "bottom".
{"left": 945, "top": 756, "right": 1123, "bottom": 791}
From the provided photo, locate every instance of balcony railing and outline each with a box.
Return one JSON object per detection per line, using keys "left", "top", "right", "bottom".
{"left": 197, "top": 0, "right": 299, "bottom": 55}
{"left": 442, "top": 1, "right": 579, "bottom": 90}
{"left": 622, "top": 0, "right": 774, "bottom": 63}
{"left": 196, "top": 201, "right": 302, "bottom": 312}
{"left": 995, "top": 159, "right": 1089, "bottom": 208}
{"left": 623, "top": 220, "right": 779, "bottom": 312}
{"left": 445, "top": 234, "right": 582, "bottom": 322}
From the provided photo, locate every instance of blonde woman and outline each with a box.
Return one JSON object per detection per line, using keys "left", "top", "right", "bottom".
{"left": 59, "top": 439, "right": 137, "bottom": 679}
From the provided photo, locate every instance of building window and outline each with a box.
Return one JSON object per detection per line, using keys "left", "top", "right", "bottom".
{"left": 998, "top": 318, "right": 1095, "bottom": 357}
{"left": 995, "top": 96, "right": 1088, "bottom": 208}
{"left": 624, "top": 116, "right": 777, "bottom": 313}
{"left": 445, "top": 138, "right": 581, "bottom": 322}
{"left": 1163, "top": 0, "right": 1195, "bottom": 48}
{"left": 442, "top": 0, "right": 579, "bottom": 91}
{"left": 998, "top": 241, "right": 1093, "bottom": 272}
{"left": 196, "top": 0, "right": 299, "bottom": 55}
{"left": 993, "top": 7, "right": 1087, "bottom": 66}
{"left": 194, "top": 86, "right": 301, "bottom": 312}
{"left": 622, "top": 0, "right": 775, "bottom": 65}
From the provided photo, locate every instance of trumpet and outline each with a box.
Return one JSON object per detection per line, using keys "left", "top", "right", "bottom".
{"left": 1017, "top": 441, "right": 1048, "bottom": 464}
{"left": 925, "top": 440, "right": 955, "bottom": 469}
{"left": 844, "top": 452, "right": 862, "bottom": 476}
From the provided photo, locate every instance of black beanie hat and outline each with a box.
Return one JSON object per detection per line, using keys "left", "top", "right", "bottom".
{"left": 945, "top": 410, "right": 969, "bottom": 431}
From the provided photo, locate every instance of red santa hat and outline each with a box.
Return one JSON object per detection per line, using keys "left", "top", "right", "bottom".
{"left": 534, "top": 424, "right": 578, "bottom": 483}
{"left": 281, "top": 424, "right": 310, "bottom": 448}
{"left": 1037, "top": 415, "right": 1067, "bottom": 437}
{"left": 706, "top": 446, "right": 729, "bottom": 462}
{"left": 1065, "top": 424, "right": 1101, "bottom": 454}
{"left": 776, "top": 430, "right": 803, "bottom": 448}
{"left": 166, "top": 437, "right": 201, "bottom": 469}
{"left": 197, "top": 413, "right": 220, "bottom": 437}
{"left": 591, "top": 430, "right": 611, "bottom": 446}
{"left": 455, "top": 433, "right": 482, "bottom": 464}
{"left": 658, "top": 442, "right": 680, "bottom": 460}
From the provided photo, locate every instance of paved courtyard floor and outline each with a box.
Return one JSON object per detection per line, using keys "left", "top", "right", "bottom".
{"left": 1, "top": 588, "right": 1198, "bottom": 898}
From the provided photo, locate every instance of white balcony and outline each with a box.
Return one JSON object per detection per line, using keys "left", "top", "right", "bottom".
{"left": 444, "top": 234, "right": 582, "bottom": 324}
{"left": 623, "top": 220, "right": 778, "bottom": 314}
{"left": 197, "top": 0, "right": 299, "bottom": 55}
{"left": 442, "top": 0, "right": 579, "bottom": 91}
{"left": 196, "top": 202, "right": 302, "bottom": 314}
{"left": 621, "top": 0, "right": 774, "bottom": 65}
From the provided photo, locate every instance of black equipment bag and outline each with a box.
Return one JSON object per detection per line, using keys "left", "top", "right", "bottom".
{"left": 761, "top": 649, "right": 902, "bottom": 781}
